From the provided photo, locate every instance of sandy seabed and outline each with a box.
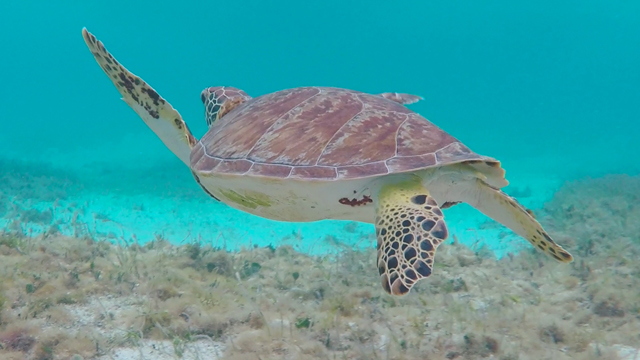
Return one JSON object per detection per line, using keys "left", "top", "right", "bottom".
{"left": 0, "top": 159, "right": 639, "bottom": 360}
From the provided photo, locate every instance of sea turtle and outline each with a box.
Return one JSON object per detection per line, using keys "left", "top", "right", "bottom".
{"left": 81, "top": 28, "right": 573, "bottom": 296}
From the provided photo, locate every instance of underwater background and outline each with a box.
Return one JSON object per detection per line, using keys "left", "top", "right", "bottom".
{"left": 0, "top": 1, "right": 639, "bottom": 359}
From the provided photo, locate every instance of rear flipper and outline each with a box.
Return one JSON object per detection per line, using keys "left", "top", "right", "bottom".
{"left": 375, "top": 178, "right": 449, "bottom": 296}
{"left": 464, "top": 178, "right": 573, "bottom": 263}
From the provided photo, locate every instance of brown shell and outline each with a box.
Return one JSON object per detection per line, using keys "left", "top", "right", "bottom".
{"left": 191, "top": 87, "right": 495, "bottom": 181}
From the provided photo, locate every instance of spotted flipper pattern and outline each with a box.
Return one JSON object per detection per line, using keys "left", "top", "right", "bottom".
{"left": 81, "top": 28, "right": 196, "bottom": 166}
{"left": 375, "top": 178, "right": 448, "bottom": 296}
{"left": 467, "top": 178, "right": 573, "bottom": 263}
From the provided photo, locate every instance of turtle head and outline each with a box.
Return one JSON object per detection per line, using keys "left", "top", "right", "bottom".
{"left": 201, "top": 86, "right": 252, "bottom": 127}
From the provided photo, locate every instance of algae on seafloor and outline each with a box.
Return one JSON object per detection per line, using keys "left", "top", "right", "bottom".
{"left": 1, "top": 160, "right": 640, "bottom": 360}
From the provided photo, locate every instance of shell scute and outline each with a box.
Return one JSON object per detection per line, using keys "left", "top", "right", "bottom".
{"left": 318, "top": 110, "right": 404, "bottom": 166}
{"left": 435, "top": 142, "right": 476, "bottom": 164}
{"left": 289, "top": 166, "right": 338, "bottom": 180}
{"left": 397, "top": 114, "right": 459, "bottom": 157}
{"left": 215, "top": 159, "right": 253, "bottom": 174}
{"left": 336, "top": 161, "right": 389, "bottom": 179}
{"left": 247, "top": 163, "right": 293, "bottom": 178}
{"left": 248, "top": 90, "right": 363, "bottom": 165}
{"left": 194, "top": 87, "right": 489, "bottom": 180}
{"left": 202, "top": 87, "right": 321, "bottom": 160}
{"left": 386, "top": 153, "right": 438, "bottom": 173}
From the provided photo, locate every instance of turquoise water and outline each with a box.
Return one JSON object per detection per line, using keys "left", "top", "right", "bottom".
{"left": 1, "top": 1, "right": 638, "bottom": 252}
{"left": 2, "top": 2, "right": 640, "bottom": 359}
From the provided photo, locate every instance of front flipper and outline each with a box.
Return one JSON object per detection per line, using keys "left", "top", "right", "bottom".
{"left": 81, "top": 28, "right": 196, "bottom": 166}
{"left": 375, "top": 178, "right": 448, "bottom": 296}
{"left": 466, "top": 178, "right": 573, "bottom": 263}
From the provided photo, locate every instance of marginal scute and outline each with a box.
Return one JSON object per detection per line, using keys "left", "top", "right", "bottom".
{"left": 289, "top": 166, "right": 337, "bottom": 180}
{"left": 386, "top": 153, "right": 438, "bottom": 174}
{"left": 435, "top": 142, "right": 476, "bottom": 164}
{"left": 192, "top": 155, "right": 221, "bottom": 173}
{"left": 248, "top": 163, "right": 293, "bottom": 178}
{"left": 215, "top": 159, "right": 253, "bottom": 174}
{"left": 336, "top": 161, "right": 388, "bottom": 179}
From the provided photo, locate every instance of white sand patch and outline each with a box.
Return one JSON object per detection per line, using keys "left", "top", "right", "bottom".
{"left": 96, "top": 338, "right": 225, "bottom": 360}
